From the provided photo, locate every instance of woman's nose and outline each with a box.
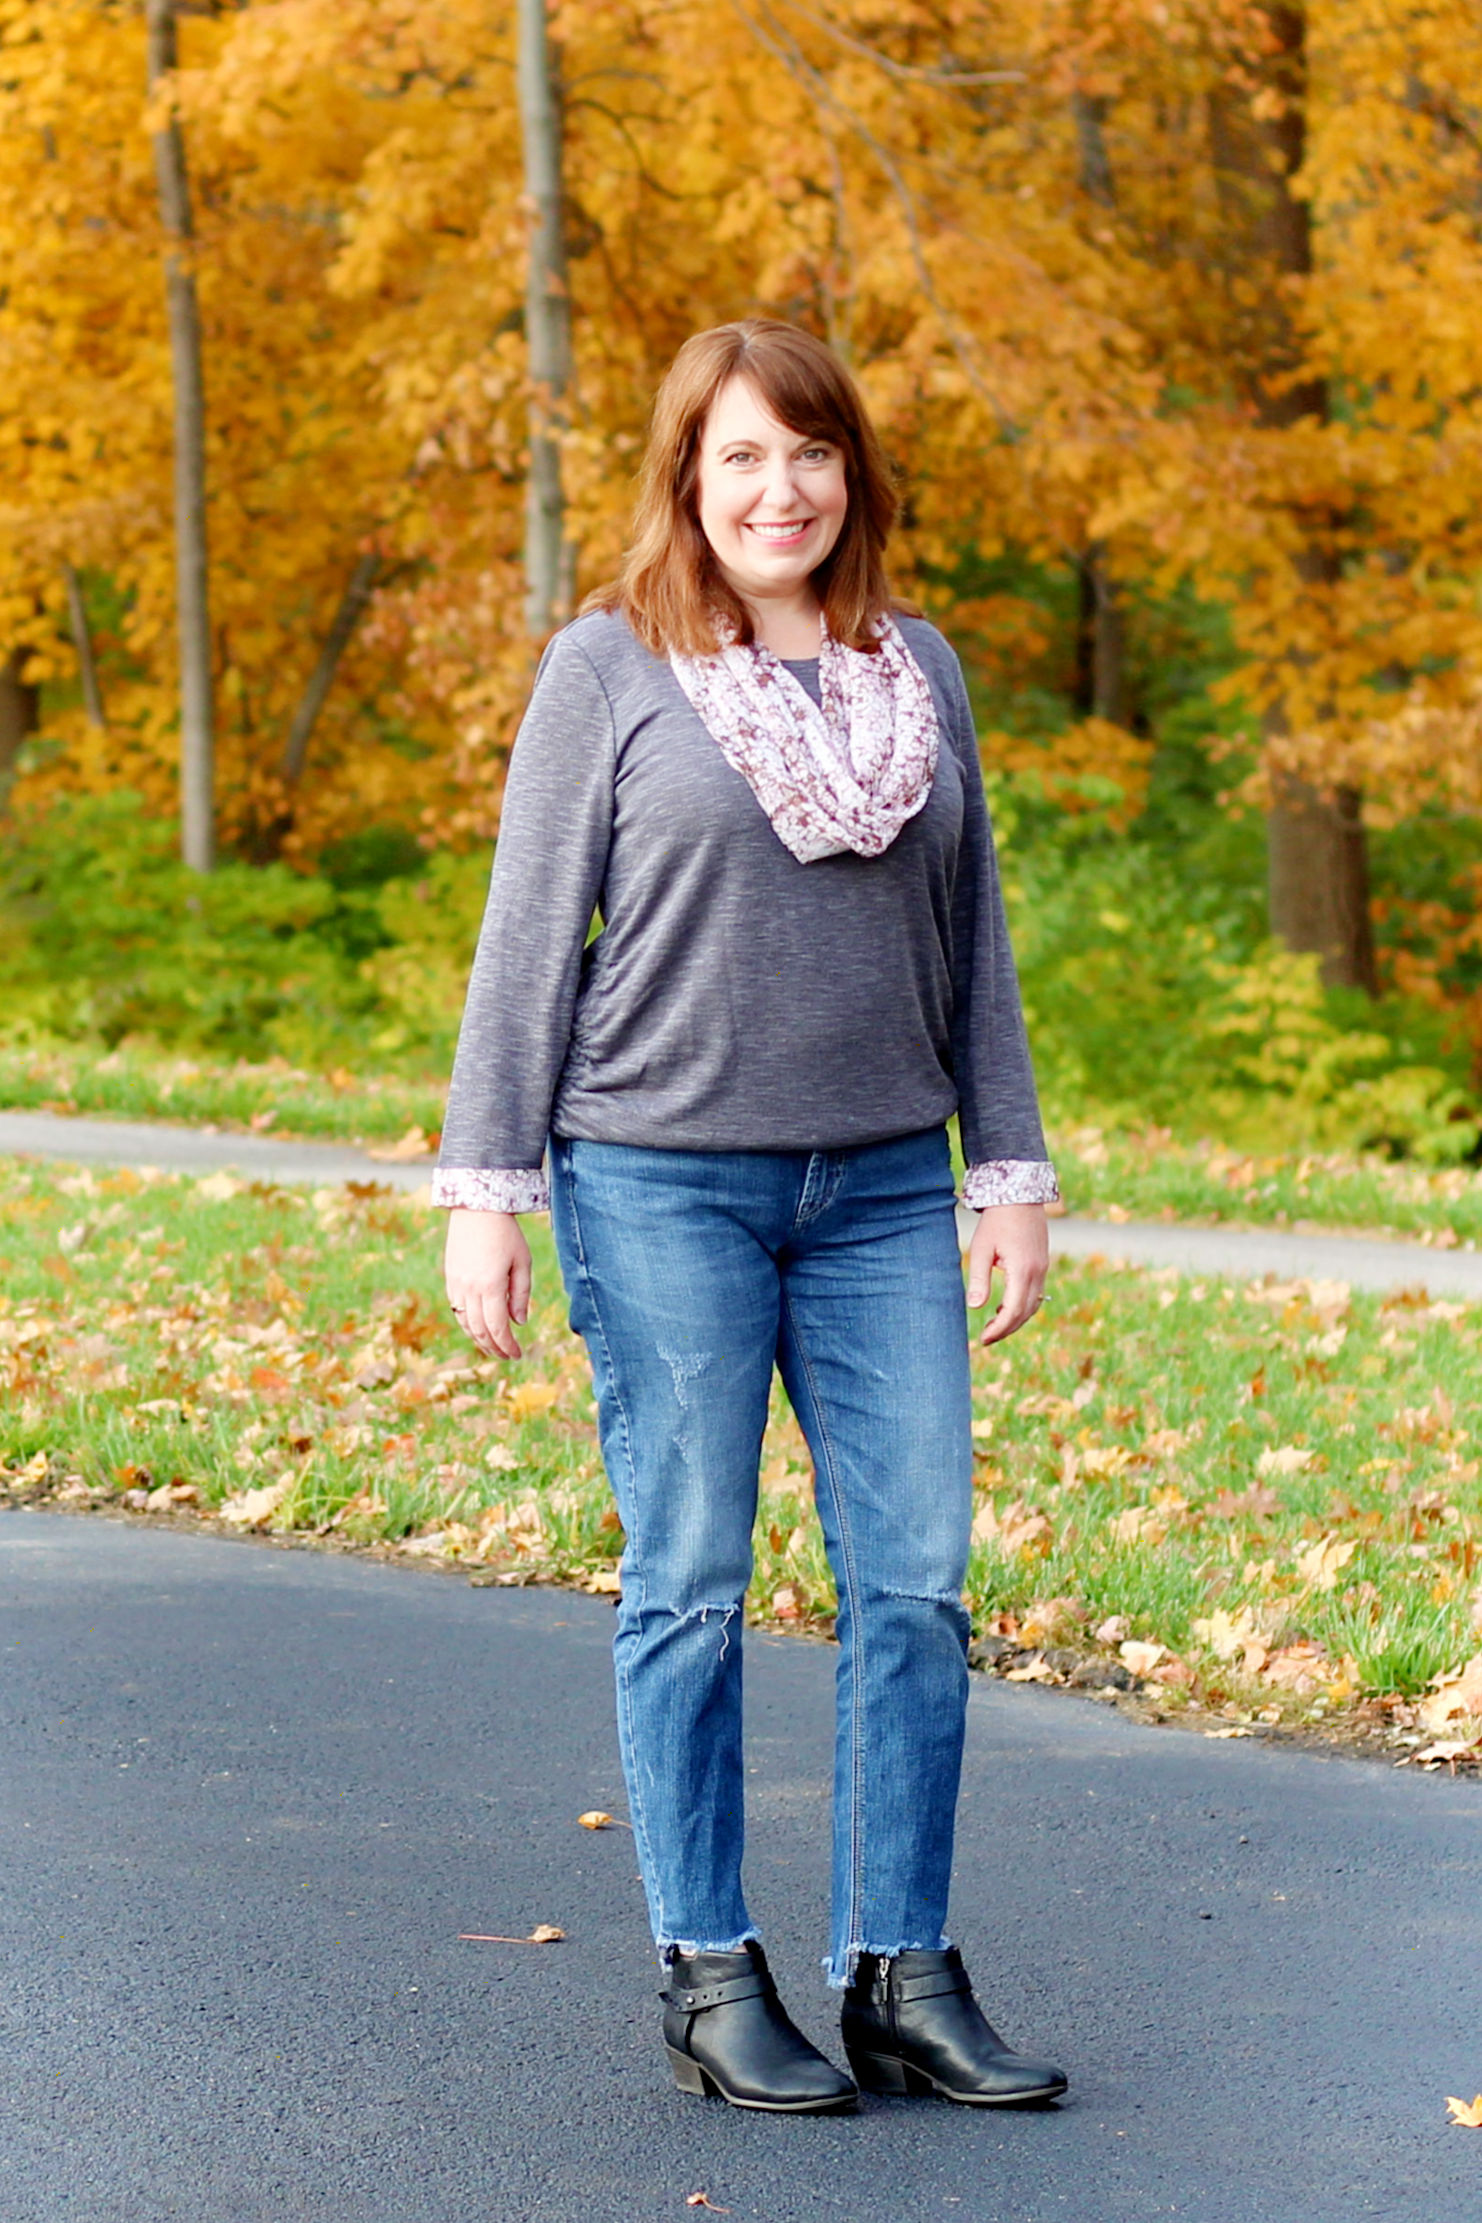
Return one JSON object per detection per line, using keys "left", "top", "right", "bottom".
{"left": 759, "top": 457, "right": 802, "bottom": 512}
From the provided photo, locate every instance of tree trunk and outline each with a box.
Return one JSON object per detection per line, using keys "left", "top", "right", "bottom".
{"left": 1212, "top": 5, "right": 1377, "bottom": 992}
{"left": 281, "top": 552, "right": 383, "bottom": 788}
{"left": 517, "top": 0, "right": 573, "bottom": 638}
{"left": 1074, "top": 546, "right": 1130, "bottom": 727}
{"left": 247, "top": 551, "right": 385, "bottom": 862}
{"left": 1267, "top": 779, "right": 1377, "bottom": 992}
{"left": 64, "top": 565, "right": 106, "bottom": 729}
{"left": 0, "top": 650, "right": 40, "bottom": 813}
{"left": 147, "top": 0, "right": 214, "bottom": 872}
{"left": 1072, "top": 91, "right": 1116, "bottom": 211}
{"left": 1070, "top": 96, "right": 1130, "bottom": 730}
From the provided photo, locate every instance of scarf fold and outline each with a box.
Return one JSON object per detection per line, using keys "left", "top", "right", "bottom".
{"left": 669, "top": 613, "right": 940, "bottom": 864}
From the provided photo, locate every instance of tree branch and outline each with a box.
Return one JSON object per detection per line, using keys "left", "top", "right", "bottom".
{"left": 280, "top": 550, "right": 383, "bottom": 788}
{"left": 64, "top": 565, "right": 106, "bottom": 729}
{"left": 772, "top": 1, "right": 1027, "bottom": 88}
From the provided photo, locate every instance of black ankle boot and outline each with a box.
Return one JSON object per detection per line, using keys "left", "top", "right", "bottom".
{"left": 841, "top": 1948, "right": 1067, "bottom": 2106}
{"left": 661, "top": 1942, "right": 857, "bottom": 2113}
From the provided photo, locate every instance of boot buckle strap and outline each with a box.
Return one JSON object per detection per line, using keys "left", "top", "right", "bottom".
{"left": 663, "top": 1972, "right": 771, "bottom": 2012}
{"left": 894, "top": 1967, "right": 972, "bottom": 2004}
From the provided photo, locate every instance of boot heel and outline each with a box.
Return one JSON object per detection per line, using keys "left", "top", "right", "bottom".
{"left": 667, "top": 2044, "right": 713, "bottom": 2097}
{"left": 845, "top": 2048, "right": 911, "bottom": 2094}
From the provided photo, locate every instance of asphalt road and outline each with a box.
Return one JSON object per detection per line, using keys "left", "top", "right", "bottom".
{"left": 7, "top": 1105, "right": 1482, "bottom": 1296}
{"left": 3, "top": 1510, "right": 1480, "bottom": 2223}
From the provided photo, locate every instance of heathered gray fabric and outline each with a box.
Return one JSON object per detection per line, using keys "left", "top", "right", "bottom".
{"left": 437, "top": 608, "right": 1049, "bottom": 1174}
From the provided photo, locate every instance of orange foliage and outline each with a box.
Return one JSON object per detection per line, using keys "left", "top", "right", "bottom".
{"left": 0, "top": 0, "right": 1480, "bottom": 860}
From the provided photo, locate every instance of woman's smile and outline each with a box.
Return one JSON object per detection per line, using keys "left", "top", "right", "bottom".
{"left": 695, "top": 374, "right": 850, "bottom": 621}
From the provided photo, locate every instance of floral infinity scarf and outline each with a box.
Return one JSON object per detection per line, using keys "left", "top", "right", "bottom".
{"left": 669, "top": 613, "right": 940, "bottom": 864}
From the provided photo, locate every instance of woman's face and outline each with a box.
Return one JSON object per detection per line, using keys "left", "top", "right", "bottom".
{"left": 694, "top": 376, "right": 849, "bottom": 607}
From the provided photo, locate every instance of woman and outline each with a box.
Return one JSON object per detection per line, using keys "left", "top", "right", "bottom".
{"left": 435, "top": 318, "right": 1067, "bottom": 2116}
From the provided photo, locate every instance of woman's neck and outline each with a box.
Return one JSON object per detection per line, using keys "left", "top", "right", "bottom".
{"left": 737, "top": 587, "right": 823, "bottom": 660}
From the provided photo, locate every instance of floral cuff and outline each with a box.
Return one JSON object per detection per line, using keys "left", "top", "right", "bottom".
{"left": 961, "top": 1160, "right": 1061, "bottom": 1209}
{"left": 430, "top": 1166, "right": 551, "bottom": 1214}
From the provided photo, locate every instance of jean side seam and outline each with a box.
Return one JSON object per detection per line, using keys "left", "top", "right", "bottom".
{"left": 557, "top": 1150, "right": 670, "bottom": 1945}
{"left": 781, "top": 1287, "right": 866, "bottom": 1982}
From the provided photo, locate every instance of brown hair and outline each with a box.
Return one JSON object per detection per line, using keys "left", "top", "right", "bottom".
{"left": 585, "top": 318, "right": 899, "bottom": 655}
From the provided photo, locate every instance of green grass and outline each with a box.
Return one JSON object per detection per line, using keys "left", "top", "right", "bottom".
{"left": 0, "top": 1037, "right": 444, "bottom": 1148}
{"left": 4, "top": 1151, "right": 1481, "bottom": 1745}
{"left": 8, "top": 1039, "right": 1482, "bottom": 1247}
{"left": 1051, "top": 1124, "right": 1482, "bottom": 1246}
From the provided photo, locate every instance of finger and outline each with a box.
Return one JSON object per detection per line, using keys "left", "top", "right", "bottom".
{"left": 979, "top": 1259, "right": 1044, "bottom": 1347}
{"left": 965, "top": 1226, "right": 1001, "bottom": 1310}
{"left": 509, "top": 1249, "right": 532, "bottom": 1327}
{"left": 449, "top": 1287, "right": 520, "bottom": 1361}
{"left": 471, "top": 1285, "right": 522, "bottom": 1362}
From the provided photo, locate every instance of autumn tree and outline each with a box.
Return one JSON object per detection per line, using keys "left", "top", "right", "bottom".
{"left": 4, "top": 0, "right": 1482, "bottom": 1065}
{"left": 147, "top": 0, "right": 214, "bottom": 870}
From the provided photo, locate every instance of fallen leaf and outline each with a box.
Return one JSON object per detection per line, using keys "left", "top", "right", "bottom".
{"left": 1414, "top": 1740, "right": 1482, "bottom": 1770}
{"left": 686, "top": 2198, "right": 732, "bottom": 2213}
{"left": 1081, "top": 1443, "right": 1133, "bottom": 1479}
{"left": 194, "top": 1171, "right": 246, "bottom": 1202}
{"left": 1107, "top": 1505, "right": 1165, "bottom": 1547}
{"left": 144, "top": 1481, "right": 199, "bottom": 1511}
{"left": 504, "top": 1380, "right": 563, "bottom": 1421}
{"left": 1418, "top": 1652, "right": 1482, "bottom": 1735}
{"left": 1004, "top": 1652, "right": 1056, "bottom": 1682}
{"left": 577, "top": 1810, "right": 631, "bottom": 1831}
{"left": 1019, "top": 1597, "right": 1087, "bottom": 1645}
{"left": 583, "top": 1568, "right": 622, "bottom": 1595}
{"left": 328, "top": 1487, "right": 387, "bottom": 1529}
{"left": 1446, "top": 2095, "right": 1482, "bottom": 2127}
{"left": 1257, "top": 1445, "right": 1315, "bottom": 1478}
{"left": 973, "top": 1497, "right": 1054, "bottom": 1555}
{"left": 216, "top": 1477, "right": 292, "bottom": 1529}
{"left": 1094, "top": 1614, "right": 1131, "bottom": 1646}
{"left": 1208, "top": 1484, "right": 1281, "bottom": 1520}
{"left": 366, "top": 1126, "right": 434, "bottom": 1162}
{"left": 1120, "top": 1639, "right": 1166, "bottom": 1676}
{"left": 1192, "top": 1606, "right": 1267, "bottom": 1663}
{"left": 1261, "top": 1642, "right": 1332, "bottom": 1693}
{"left": 1205, "top": 1726, "right": 1254, "bottom": 1739}
{"left": 399, "top": 1529, "right": 458, "bottom": 1557}
{"left": 1295, "top": 1535, "right": 1358, "bottom": 1591}
{"left": 458, "top": 1925, "right": 565, "bottom": 1944}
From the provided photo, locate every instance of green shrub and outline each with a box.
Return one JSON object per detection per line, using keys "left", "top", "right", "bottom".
{"left": 0, "top": 792, "right": 487, "bottom": 1074}
{"left": 2, "top": 784, "right": 1477, "bottom": 1160}
{"left": 995, "top": 781, "right": 1480, "bottom": 1158}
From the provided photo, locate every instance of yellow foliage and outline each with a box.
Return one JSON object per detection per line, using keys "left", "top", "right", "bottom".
{"left": 989, "top": 718, "right": 1155, "bottom": 830}
{"left": 1, "top": 0, "right": 1481, "bottom": 852}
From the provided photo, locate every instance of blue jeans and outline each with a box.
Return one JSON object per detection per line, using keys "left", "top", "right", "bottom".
{"left": 549, "top": 1125, "right": 974, "bottom": 1988}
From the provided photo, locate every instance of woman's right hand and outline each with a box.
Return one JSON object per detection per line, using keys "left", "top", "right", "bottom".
{"left": 444, "top": 1208, "right": 533, "bottom": 1360}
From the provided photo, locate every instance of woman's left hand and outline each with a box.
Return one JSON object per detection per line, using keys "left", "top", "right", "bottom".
{"left": 966, "top": 1202, "right": 1049, "bottom": 1346}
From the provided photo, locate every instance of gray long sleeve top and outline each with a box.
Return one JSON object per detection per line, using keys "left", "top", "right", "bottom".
{"left": 433, "top": 608, "right": 1054, "bottom": 1210}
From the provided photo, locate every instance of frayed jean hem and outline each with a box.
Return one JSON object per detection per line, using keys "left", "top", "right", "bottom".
{"left": 658, "top": 1926, "right": 762, "bottom": 1965}
{"left": 823, "top": 1933, "right": 952, "bottom": 1991}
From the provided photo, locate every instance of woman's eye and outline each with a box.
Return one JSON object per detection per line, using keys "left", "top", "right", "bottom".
{"left": 800, "top": 446, "right": 833, "bottom": 462}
